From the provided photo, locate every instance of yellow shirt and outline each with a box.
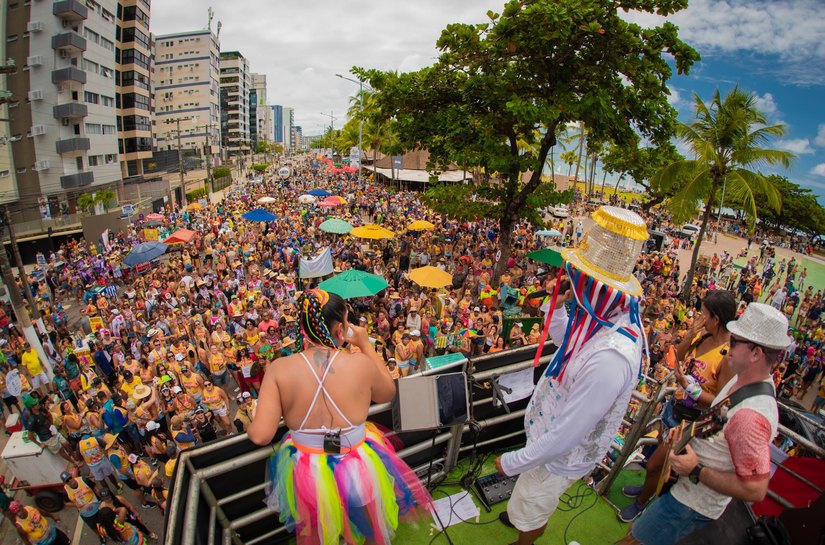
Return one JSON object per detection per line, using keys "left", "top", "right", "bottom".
{"left": 165, "top": 458, "right": 177, "bottom": 478}
{"left": 21, "top": 349, "right": 43, "bottom": 376}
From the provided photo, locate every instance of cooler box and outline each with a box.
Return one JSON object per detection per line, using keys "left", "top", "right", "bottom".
{"left": 1, "top": 432, "right": 66, "bottom": 485}
{"left": 5, "top": 413, "right": 22, "bottom": 433}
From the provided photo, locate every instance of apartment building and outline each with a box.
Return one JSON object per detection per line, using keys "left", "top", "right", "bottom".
{"left": 4, "top": 0, "right": 122, "bottom": 222}
{"left": 250, "top": 72, "right": 268, "bottom": 149}
{"left": 218, "top": 50, "right": 250, "bottom": 156}
{"left": 115, "top": 0, "right": 152, "bottom": 181}
{"left": 152, "top": 29, "right": 220, "bottom": 160}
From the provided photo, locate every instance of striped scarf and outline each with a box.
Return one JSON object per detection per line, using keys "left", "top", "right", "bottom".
{"left": 545, "top": 262, "right": 646, "bottom": 382}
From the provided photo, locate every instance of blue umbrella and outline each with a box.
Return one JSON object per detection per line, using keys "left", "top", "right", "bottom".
{"left": 123, "top": 241, "right": 168, "bottom": 267}
{"left": 242, "top": 208, "right": 277, "bottom": 222}
{"left": 536, "top": 229, "right": 563, "bottom": 237}
{"left": 307, "top": 189, "right": 330, "bottom": 197}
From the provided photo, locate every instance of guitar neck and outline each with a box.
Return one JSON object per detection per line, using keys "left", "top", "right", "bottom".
{"left": 673, "top": 421, "right": 697, "bottom": 454}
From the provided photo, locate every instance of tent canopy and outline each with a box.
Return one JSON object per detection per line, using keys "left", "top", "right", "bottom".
{"left": 374, "top": 168, "right": 471, "bottom": 183}
{"left": 164, "top": 229, "right": 196, "bottom": 244}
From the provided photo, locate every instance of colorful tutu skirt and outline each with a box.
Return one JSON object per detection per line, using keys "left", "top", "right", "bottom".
{"left": 265, "top": 422, "right": 431, "bottom": 545}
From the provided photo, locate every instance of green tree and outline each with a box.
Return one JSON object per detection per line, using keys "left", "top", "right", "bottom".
{"left": 358, "top": 0, "right": 699, "bottom": 284}
{"left": 726, "top": 175, "right": 825, "bottom": 236}
{"left": 600, "top": 141, "right": 684, "bottom": 208}
{"left": 94, "top": 189, "right": 115, "bottom": 212}
{"left": 76, "top": 193, "right": 95, "bottom": 214}
{"left": 653, "top": 87, "right": 795, "bottom": 300}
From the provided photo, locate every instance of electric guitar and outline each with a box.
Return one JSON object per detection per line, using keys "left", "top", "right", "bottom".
{"left": 656, "top": 402, "right": 729, "bottom": 496}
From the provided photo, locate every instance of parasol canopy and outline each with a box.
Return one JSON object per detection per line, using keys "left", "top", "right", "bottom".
{"left": 146, "top": 213, "right": 164, "bottom": 221}
{"left": 124, "top": 241, "right": 168, "bottom": 267}
{"left": 350, "top": 224, "right": 395, "bottom": 239}
{"left": 535, "top": 229, "right": 562, "bottom": 237}
{"left": 527, "top": 247, "right": 563, "bottom": 267}
{"left": 408, "top": 266, "right": 453, "bottom": 289}
{"left": 186, "top": 202, "right": 204, "bottom": 211}
{"left": 256, "top": 196, "right": 277, "bottom": 204}
{"left": 408, "top": 220, "right": 436, "bottom": 231}
{"left": 322, "top": 196, "right": 348, "bottom": 206}
{"left": 318, "top": 269, "right": 388, "bottom": 299}
{"left": 242, "top": 208, "right": 277, "bottom": 222}
{"left": 307, "top": 189, "right": 330, "bottom": 197}
{"left": 319, "top": 218, "right": 353, "bottom": 234}
{"left": 164, "top": 229, "right": 196, "bottom": 245}
{"left": 298, "top": 194, "right": 317, "bottom": 204}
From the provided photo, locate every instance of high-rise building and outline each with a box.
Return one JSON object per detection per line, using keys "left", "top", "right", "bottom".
{"left": 116, "top": 0, "right": 152, "bottom": 181}
{"left": 282, "top": 106, "right": 294, "bottom": 151}
{"left": 270, "top": 104, "right": 282, "bottom": 144}
{"left": 294, "top": 125, "right": 302, "bottom": 150}
{"left": 3, "top": 0, "right": 123, "bottom": 222}
{"left": 218, "top": 51, "right": 250, "bottom": 156}
{"left": 152, "top": 29, "right": 220, "bottom": 160}
{"left": 250, "top": 72, "right": 268, "bottom": 148}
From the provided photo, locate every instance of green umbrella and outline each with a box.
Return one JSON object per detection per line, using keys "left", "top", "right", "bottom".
{"left": 527, "top": 247, "right": 564, "bottom": 267}
{"left": 319, "top": 218, "right": 353, "bottom": 234}
{"left": 319, "top": 269, "right": 388, "bottom": 299}
{"left": 732, "top": 257, "right": 748, "bottom": 270}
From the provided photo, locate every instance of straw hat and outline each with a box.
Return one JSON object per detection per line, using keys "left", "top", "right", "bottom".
{"left": 562, "top": 206, "right": 648, "bottom": 296}
{"left": 281, "top": 337, "right": 295, "bottom": 347}
{"left": 102, "top": 433, "right": 119, "bottom": 450}
{"left": 133, "top": 384, "right": 151, "bottom": 400}
{"left": 726, "top": 302, "right": 792, "bottom": 350}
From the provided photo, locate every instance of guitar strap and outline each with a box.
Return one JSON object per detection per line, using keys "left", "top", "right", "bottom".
{"left": 715, "top": 381, "right": 776, "bottom": 410}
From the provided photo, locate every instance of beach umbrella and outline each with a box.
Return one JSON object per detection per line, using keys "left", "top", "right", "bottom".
{"left": 527, "top": 248, "right": 563, "bottom": 267}
{"left": 298, "top": 194, "right": 317, "bottom": 204}
{"left": 142, "top": 220, "right": 162, "bottom": 228}
{"left": 146, "top": 213, "right": 164, "bottom": 221}
{"left": 319, "top": 218, "right": 353, "bottom": 234}
{"left": 163, "top": 229, "right": 196, "bottom": 245}
{"left": 242, "top": 208, "right": 277, "bottom": 222}
{"left": 535, "top": 229, "right": 562, "bottom": 237}
{"left": 317, "top": 201, "right": 337, "bottom": 208}
{"left": 733, "top": 258, "right": 748, "bottom": 270}
{"left": 257, "top": 196, "right": 277, "bottom": 204}
{"left": 409, "top": 266, "right": 453, "bottom": 289}
{"left": 408, "top": 220, "right": 436, "bottom": 231}
{"left": 323, "top": 196, "right": 348, "bottom": 205}
{"left": 350, "top": 224, "right": 396, "bottom": 239}
{"left": 319, "top": 270, "right": 388, "bottom": 299}
{"left": 124, "top": 242, "right": 168, "bottom": 267}
{"left": 307, "top": 189, "right": 330, "bottom": 197}
{"left": 186, "top": 202, "right": 204, "bottom": 211}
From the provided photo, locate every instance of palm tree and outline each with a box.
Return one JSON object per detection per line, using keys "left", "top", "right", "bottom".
{"left": 560, "top": 150, "right": 578, "bottom": 177}
{"left": 654, "top": 87, "right": 794, "bottom": 301}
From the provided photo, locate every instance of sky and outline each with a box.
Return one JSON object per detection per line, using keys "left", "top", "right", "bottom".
{"left": 151, "top": 0, "right": 825, "bottom": 199}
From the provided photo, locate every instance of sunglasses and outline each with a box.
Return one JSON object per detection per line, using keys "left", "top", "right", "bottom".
{"left": 729, "top": 336, "right": 760, "bottom": 350}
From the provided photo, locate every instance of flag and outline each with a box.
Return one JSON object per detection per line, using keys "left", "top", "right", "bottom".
{"left": 101, "top": 229, "right": 111, "bottom": 252}
{"left": 299, "top": 248, "right": 334, "bottom": 279}
{"left": 103, "top": 285, "right": 118, "bottom": 298}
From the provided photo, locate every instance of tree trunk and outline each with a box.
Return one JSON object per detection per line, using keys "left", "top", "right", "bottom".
{"left": 614, "top": 174, "right": 624, "bottom": 196}
{"left": 681, "top": 186, "right": 718, "bottom": 302}
{"left": 573, "top": 123, "right": 585, "bottom": 193}
{"left": 601, "top": 168, "right": 608, "bottom": 200}
{"left": 566, "top": 163, "right": 572, "bottom": 177}
{"left": 492, "top": 211, "right": 516, "bottom": 288}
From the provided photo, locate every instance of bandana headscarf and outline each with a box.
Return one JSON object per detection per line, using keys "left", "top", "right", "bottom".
{"left": 296, "top": 289, "right": 337, "bottom": 351}
{"left": 544, "top": 262, "right": 646, "bottom": 381}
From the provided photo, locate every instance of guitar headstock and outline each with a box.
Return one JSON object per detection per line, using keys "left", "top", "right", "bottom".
{"left": 692, "top": 409, "right": 728, "bottom": 439}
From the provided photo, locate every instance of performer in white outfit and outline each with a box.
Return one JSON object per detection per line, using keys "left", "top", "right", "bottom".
{"left": 495, "top": 206, "right": 649, "bottom": 545}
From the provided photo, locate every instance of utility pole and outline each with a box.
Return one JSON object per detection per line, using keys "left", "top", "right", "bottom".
{"left": 176, "top": 118, "right": 188, "bottom": 208}
{"left": 203, "top": 116, "right": 214, "bottom": 195}
{"left": 0, "top": 207, "right": 52, "bottom": 378}
{"left": 1, "top": 206, "right": 41, "bottom": 321}
{"left": 320, "top": 111, "right": 336, "bottom": 160}
{"left": 337, "top": 74, "right": 368, "bottom": 185}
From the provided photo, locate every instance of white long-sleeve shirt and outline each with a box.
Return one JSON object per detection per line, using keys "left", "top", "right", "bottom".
{"left": 501, "top": 305, "right": 639, "bottom": 477}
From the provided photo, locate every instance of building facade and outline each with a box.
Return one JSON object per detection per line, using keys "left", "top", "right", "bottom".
{"left": 152, "top": 29, "right": 220, "bottom": 160}
{"left": 4, "top": 0, "right": 123, "bottom": 222}
{"left": 269, "top": 104, "right": 282, "bottom": 144}
{"left": 116, "top": 0, "right": 152, "bottom": 181}
{"left": 282, "top": 106, "right": 293, "bottom": 151}
{"left": 250, "top": 72, "right": 267, "bottom": 149}
{"left": 218, "top": 50, "right": 250, "bottom": 157}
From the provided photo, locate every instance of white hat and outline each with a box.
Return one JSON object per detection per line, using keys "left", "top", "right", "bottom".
{"left": 127, "top": 453, "right": 139, "bottom": 464}
{"left": 145, "top": 421, "right": 160, "bottom": 432}
{"left": 726, "top": 302, "right": 792, "bottom": 350}
{"left": 241, "top": 391, "right": 252, "bottom": 399}
{"left": 171, "top": 386, "right": 182, "bottom": 394}
{"left": 175, "top": 353, "right": 185, "bottom": 361}
{"left": 562, "top": 206, "right": 648, "bottom": 296}
{"left": 410, "top": 329, "right": 420, "bottom": 337}
{"left": 473, "top": 306, "right": 480, "bottom": 312}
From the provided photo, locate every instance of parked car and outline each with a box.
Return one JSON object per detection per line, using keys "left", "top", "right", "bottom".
{"left": 777, "top": 398, "right": 825, "bottom": 454}
{"left": 676, "top": 224, "right": 701, "bottom": 240}
{"left": 549, "top": 205, "right": 570, "bottom": 218}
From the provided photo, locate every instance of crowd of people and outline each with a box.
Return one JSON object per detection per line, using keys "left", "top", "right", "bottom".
{"left": 0, "top": 156, "right": 819, "bottom": 545}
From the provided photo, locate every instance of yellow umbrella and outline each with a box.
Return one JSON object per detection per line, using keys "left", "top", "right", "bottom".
{"left": 350, "top": 224, "right": 395, "bottom": 239}
{"left": 186, "top": 202, "right": 204, "bottom": 211}
{"left": 408, "top": 220, "right": 435, "bottom": 231}
{"left": 408, "top": 266, "right": 453, "bottom": 289}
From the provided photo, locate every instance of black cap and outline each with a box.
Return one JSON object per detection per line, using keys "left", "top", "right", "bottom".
{"left": 60, "top": 471, "right": 72, "bottom": 483}
{"left": 85, "top": 399, "right": 96, "bottom": 408}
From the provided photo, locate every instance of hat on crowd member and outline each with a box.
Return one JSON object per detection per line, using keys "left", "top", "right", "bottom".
{"left": 159, "top": 374, "right": 173, "bottom": 385}
{"left": 473, "top": 306, "right": 480, "bottom": 312}
{"left": 241, "top": 391, "right": 252, "bottom": 399}
{"left": 127, "top": 453, "right": 139, "bottom": 464}
{"left": 102, "top": 433, "right": 119, "bottom": 449}
{"left": 145, "top": 421, "right": 160, "bottom": 432}
{"left": 175, "top": 353, "right": 185, "bottom": 361}
{"left": 60, "top": 471, "right": 72, "bottom": 483}
{"left": 147, "top": 329, "right": 159, "bottom": 338}
{"left": 8, "top": 500, "right": 21, "bottom": 514}
{"left": 411, "top": 330, "right": 421, "bottom": 337}
{"left": 726, "top": 302, "right": 792, "bottom": 350}
{"left": 562, "top": 206, "right": 648, "bottom": 297}
{"left": 281, "top": 337, "right": 295, "bottom": 348}
{"left": 171, "top": 386, "right": 183, "bottom": 394}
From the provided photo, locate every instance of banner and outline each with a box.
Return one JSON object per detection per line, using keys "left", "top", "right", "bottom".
{"left": 144, "top": 228, "right": 159, "bottom": 241}
{"left": 38, "top": 196, "right": 51, "bottom": 220}
{"left": 299, "top": 247, "right": 334, "bottom": 279}
{"left": 349, "top": 147, "right": 361, "bottom": 168}
{"left": 101, "top": 229, "right": 111, "bottom": 252}
{"left": 89, "top": 317, "right": 104, "bottom": 333}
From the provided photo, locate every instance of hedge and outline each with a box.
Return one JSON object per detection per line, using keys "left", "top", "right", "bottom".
{"left": 212, "top": 167, "right": 231, "bottom": 179}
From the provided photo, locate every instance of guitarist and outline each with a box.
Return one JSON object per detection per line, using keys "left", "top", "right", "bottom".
{"left": 624, "top": 303, "right": 791, "bottom": 545}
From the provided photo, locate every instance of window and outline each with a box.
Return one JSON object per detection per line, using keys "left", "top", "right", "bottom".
{"left": 0, "top": 170, "right": 10, "bottom": 178}
{"left": 7, "top": 34, "right": 17, "bottom": 43}
{"left": 16, "top": 166, "right": 26, "bottom": 174}
{"left": 84, "top": 91, "right": 99, "bottom": 104}
{"left": 102, "top": 124, "right": 116, "bottom": 135}
{"left": 105, "top": 154, "right": 116, "bottom": 164}
{"left": 121, "top": 27, "right": 150, "bottom": 50}
{"left": 120, "top": 48, "right": 149, "bottom": 70}
{"left": 101, "top": 9, "right": 115, "bottom": 23}
{"left": 83, "top": 28, "right": 100, "bottom": 44}
{"left": 88, "top": 155, "right": 99, "bottom": 166}
{"left": 82, "top": 59, "right": 99, "bottom": 74}
{"left": 101, "top": 37, "right": 114, "bottom": 51}
{"left": 121, "top": 92, "right": 149, "bottom": 110}
{"left": 101, "top": 95, "right": 114, "bottom": 107}
{"left": 85, "top": 123, "right": 102, "bottom": 134}
{"left": 100, "top": 66, "right": 114, "bottom": 79}
{"left": 120, "top": 70, "right": 149, "bottom": 90}
{"left": 76, "top": 157, "right": 83, "bottom": 170}
{"left": 122, "top": 115, "right": 150, "bottom": 132}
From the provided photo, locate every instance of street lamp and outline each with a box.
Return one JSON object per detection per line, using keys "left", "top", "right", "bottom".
{"left": 336, "top": 73, "right": 370, "bottom": 185}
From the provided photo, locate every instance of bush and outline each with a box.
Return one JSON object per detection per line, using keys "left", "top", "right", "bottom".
{"left": 252, "top": 164, "right": 269, "bottom": 173}
{"left": 187, "top": 187, "right": 208, "bottom": 201}
{"left": 212, "top": 167, "right": 231, "bottom": 179}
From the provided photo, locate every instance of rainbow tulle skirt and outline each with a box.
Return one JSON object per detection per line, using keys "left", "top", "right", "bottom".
{"left": 265, "top": 423, "right": 431, "bottom": 545}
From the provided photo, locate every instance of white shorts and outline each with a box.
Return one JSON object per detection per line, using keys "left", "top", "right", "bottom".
{"left": 30, "top": 372, "right": 49, "bottom": 390}
{"left": 210, "top": 405, "right": 227, "bottom": 418}
{"left": 506, "top": 465, "right": 578, "bottom": 532}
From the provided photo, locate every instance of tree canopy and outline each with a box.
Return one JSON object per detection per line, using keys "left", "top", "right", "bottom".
{"left": 726, "top": 175, "right": 825, "bottom": 236}
{"left": 356, "top": 0, "right": 699, "bottom": 283}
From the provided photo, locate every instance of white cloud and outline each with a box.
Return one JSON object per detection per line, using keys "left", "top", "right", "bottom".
{"left": 754, "top": 92, "right": 779, "bottom": 118}
{"left": 811, "top": 163, "right": 825, "bottom": 177}
{"left": 666, "top": 85, "right": 682, "bottom": 107}
{"left": 816, "top": 124, "right": 825, "bottom": 147}
{"left": 777, "top": 138, "right": 814, "bottom": 154}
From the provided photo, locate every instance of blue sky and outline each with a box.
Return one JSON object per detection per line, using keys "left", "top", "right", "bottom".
{"left": 621, "top": 0, "right": 825, "bottom": 201}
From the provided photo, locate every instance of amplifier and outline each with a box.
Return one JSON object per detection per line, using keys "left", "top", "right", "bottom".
{"left": 474, "top": 472, "right": 518, "bottom": 509}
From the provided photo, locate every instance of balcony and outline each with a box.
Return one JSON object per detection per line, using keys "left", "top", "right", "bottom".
{"left": 53, "top": 0, "right": 88, "bottom": 21}
{"left": 52, "top": 67, "right": 86, "bottom": 84}
{"left": 53, "top": 102, "right": 88, "bottom": 119}
{"left": 55, "top": 137, "right": 90, "bottom": 154}
{"left": 52, "top": 32, "right": 86, "bottom": 53}
{"left": 60, "top": 171, "right": 94, "bottom": 189}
